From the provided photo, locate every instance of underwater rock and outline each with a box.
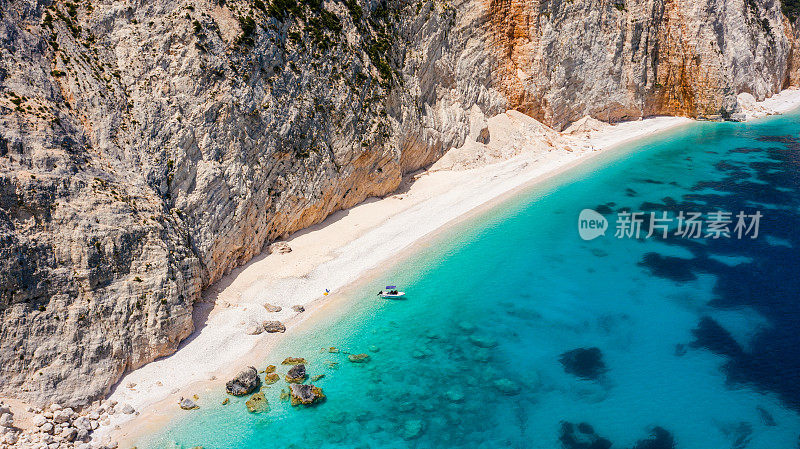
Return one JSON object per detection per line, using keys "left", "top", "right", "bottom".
{"left": 402, "top": 419, "right": 424, "bottom": 440}
{"left": 285, "top": 364, "right": 307, "bottom": 383}
{"left": 264, "top": 373, "right": 280, "bottom": 384}
{"left": 263, "top": 321, "right": 286, "bottom": 333}
{"left": 559, "top": 421, "right": 612, "bottom": 449}
{"left": 263, "top": 303, "right": 282, "bottom": 313}
{"left": 757, "top": 406, "right": 776, "bottom": 426}
{"left": 291, "top": 305, "right": 305, "bottom": 313}
{"left": 245, "top": 392, "right": 269, "bottom": 413}
{"left": 445, "top": 388, "right": 465, "bottom": 403}
{"left": 178, "top": 397, "right": 199, "bottom": 410}
{"left": 690, "top": 316, "right": 743, "bottom": 357}
{"left": 492, "top": 378, "right": 521, "bottom": 395}
{"left": 282, "top": 357, "right": 307, "bottom": 365}
{"left": 468, "top": 335, "right": 498, "bottom": 348}
{"left": 639, "top": 253, "right": 697, "bottom": 282}
{"left": 369, "top": 345, "right": 380, "bottom": 352}
{"left": 328, "top": 347, "right": 340, "bottom": 353}
{"left": 226, "top": 367, "right": 261, "bottom": 396}
{"left": 560, "top": 347, "right": 607, "bottom": 380}
{"left": 473, "top": 348, "right": 491, "bottom": 362}
{"left": 289, "top": 384, "right": 325, "bottom": 406}
{"left": 312, "top": 374, "right": 325, "bottom": 381}
{"left": 457, "top": 321, "right": 476, "bottom": 334}
{"left": 631, "top": 426, "right": 675, "bottom": 449}
{"left": 348, "top": 353, "right": 371, "bottom": 363}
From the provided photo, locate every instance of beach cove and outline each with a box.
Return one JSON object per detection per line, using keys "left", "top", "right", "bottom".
{"left": 98, "top": 90, "right": 800, "bottom": 448}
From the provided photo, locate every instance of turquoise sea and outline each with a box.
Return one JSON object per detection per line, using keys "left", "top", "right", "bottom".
{"left": 140, "top": 111, "right": 800, "bottom": 449}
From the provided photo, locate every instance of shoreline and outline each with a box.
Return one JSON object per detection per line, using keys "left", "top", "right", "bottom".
{"left": 99, "top": 112, "right": 694, "bottom": 446}
{"left": 30, "top": 87, "right": 800, "bottom": 447}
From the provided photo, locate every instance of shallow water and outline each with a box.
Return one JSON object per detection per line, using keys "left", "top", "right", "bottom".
{"left": 141, "top": 113, "right": 800, "bottom": 449}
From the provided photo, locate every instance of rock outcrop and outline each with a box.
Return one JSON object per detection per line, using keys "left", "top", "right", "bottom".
{"left": 225, "top": 367, "right": 261, "bottom": 396}
{"left": 0, "top": 0, "right": 798, "bottom": 408}
{"left": 288, "top": 383, "right": 325, "bottom": 406}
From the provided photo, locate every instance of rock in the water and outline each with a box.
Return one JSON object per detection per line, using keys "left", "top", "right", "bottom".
{"left": 291, "top": 305, "right": 305, "bottom": 313}
{"left": 226, "top": 367, "right": 261, "bottom": 396}
{"left": 493, "top": 378, "right": 521, "bottom": 395}
{"left": 348, "top": 353, "right": 371, "bottom": 363}
{"left": 289, "top": 383, "right": 325, "bottom": 406}
{"left": 368, "top": 345, "right": 380, "bottom": 352}
{"left": 457, "top": 321, "right": 476, "bottom": 334}
{"left": 560, "top": 347, "right": 607, "bottom": 380}
{"left": 282, "top": 357, "right": 306, "bottom": 365}
{"left": 263, "top": 364, "right": 277, "bottom": 373}
{"left": 179, "top": 398, "right": 199, "bottom": 410}
{"left": 268, "top": 242, "right": 292, "bottom": 254}
{"left": 468, "top": 335, "right": 497, "bottom": 348}
{"left": 245, "top": 392, "right": 269, "bottom": 413}
{"left": 263, "top": 321, "right": 286, "bottom": 333}
{"left": 402, "top": 419, "right": 424, "bottom": 440}
{"left": 264, "top": 373, "right": 280, "bottom": 384}
{"left": 445, "top": 388, "right": 465, "bottom": 403}
{"left": 559, "top": 421, "right": 612, "bottom": 449}
{"left": 311, "top": 374, "right": 325, "bottom": 381}
{"left": 285, "top": 364, "right": 307, "bottom": 383}
{"left": 263, "top": 303, "right": 282, "bottom": 313}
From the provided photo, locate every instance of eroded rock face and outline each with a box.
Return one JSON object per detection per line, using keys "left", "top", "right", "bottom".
{"left": 488, "top": 0, "right": 794, "bottom": 129}
{"left": 0, "top": 0, "right": 797, "bottom": 408}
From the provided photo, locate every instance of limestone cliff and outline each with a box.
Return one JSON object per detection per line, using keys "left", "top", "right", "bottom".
{"left": 0, "top": 0, "right": 796, "bottom": 407}
{"left": 489, "top": 0, "right": 794, "bottom": 129}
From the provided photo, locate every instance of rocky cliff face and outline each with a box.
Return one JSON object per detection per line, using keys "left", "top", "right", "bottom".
{"left": 489, "top": 0, "right": 793, "bottom": 129}
{"left": 0, "top": 0, "right": 796, "bottom": 407}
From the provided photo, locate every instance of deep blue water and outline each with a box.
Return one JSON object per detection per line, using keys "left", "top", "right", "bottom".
{"left": 141, "top": 112, "right": 800, "bottom": 449}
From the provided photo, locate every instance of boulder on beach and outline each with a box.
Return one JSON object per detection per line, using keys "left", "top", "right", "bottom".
{"left": 179, "top": 397, "right": 199, "bottom": 410}
{"left": 285, "top": 364, "right": 307, "bottom": 383}
{"left": 226, "top": 367, "right": 261, "bottom": 396}
{"left": 291, "top": 305, "right": 305, "bottom": 313}
{"left": 268, "top": 241, "right": 292, "bottom": 254}
{"left": 348, "top": 353, "right": 370, "bottom": 363}
{"left": 245, "top": 392, "right": 269, "bottom": 413}
{"left": 263, "top": 303, "right": 282, "bottom": 313}
{"left": 263, "top": 321, "right": 286, "bottom": 333}
{"left": 282, "top": 357, "right": 306, "bottom": 365}
{"left": 289, "top": 383, "right": 326, "bottom": 406}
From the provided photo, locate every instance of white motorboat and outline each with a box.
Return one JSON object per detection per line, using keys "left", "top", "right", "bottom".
{"left": 378, "top": 285, "right": 405, "bottom": 299}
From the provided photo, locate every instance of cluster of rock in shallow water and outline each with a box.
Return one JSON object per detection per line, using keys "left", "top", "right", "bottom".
{"left": 0, "top": 400, "right": 132, "bottom": 449}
